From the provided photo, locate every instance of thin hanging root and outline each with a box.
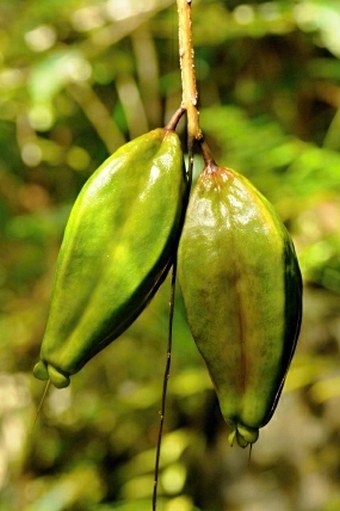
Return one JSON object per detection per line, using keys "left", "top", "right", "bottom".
{"left": 248, "top": 443, "right": 253, "bottom": 467}
{"left": 32, "top": 379, "right": 51, "bottom": 430}
{"left": 152, "top": 262, "right": 177, "bottom": 511}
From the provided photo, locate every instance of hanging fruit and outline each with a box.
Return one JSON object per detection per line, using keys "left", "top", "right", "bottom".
{"left": 178, "top": 144, "right": 302, "bottom": 447}
{"left": 34, "top": 119, "right": 188, "bottom": 388}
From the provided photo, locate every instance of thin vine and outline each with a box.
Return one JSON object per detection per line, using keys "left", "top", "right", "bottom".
{"left": 152, "top": 262, "right": 178, "bottom": 511}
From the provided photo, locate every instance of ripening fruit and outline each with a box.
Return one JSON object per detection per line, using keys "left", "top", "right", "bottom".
{"left": 178, "top": 158, "right": 302, "bottom": 447}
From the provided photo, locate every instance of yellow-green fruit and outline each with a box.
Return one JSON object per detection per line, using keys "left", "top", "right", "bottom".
{"left": 33, "top": 128, "right": 188, "bottom": 388}
{"left": 178, "top": 161, "right": 302, "bottom": 447}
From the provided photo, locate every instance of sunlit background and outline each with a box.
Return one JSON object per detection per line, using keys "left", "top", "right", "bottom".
{"left": 0, "top": 0, "right": 339, "bottom": 510}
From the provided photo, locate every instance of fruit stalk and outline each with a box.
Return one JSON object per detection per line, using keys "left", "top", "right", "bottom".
{"left": 177, "top": 0, "right": 202, "bottom": 144}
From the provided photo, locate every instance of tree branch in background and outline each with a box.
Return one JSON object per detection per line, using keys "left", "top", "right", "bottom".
{"left": 68, "top": 82, "right": 125, "bottom": 153}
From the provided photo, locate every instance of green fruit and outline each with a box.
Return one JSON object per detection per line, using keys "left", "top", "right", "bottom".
{"left": 33, "top": 128, "right": 188, "bottom": 388}
{"left": 178, "top": 161, "right": 302, "bottom": 447}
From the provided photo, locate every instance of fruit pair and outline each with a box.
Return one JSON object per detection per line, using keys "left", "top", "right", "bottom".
{"left": 33, "top": 118, "right": 302, "bottom": 447}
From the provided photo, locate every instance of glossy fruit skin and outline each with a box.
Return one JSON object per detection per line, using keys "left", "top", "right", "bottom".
{"left": 178, "top": 162, "right": 302, "bottom": 447}
{"left": 33, "top": 128, "right": 188, "bottom": 388}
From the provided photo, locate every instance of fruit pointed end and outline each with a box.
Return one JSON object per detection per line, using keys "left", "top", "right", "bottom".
{"left": 33, "top": 361, "right": 70, "bottom": 389}
{"left": 33, "top": 361, "right": 49, "bottom": 381}
{"left": 227, "top": 428, "right": 237, "bottom": 447}
{"left": 236, "top": 423, "right": 259, "bottom": 448}
{"left": 47, "top": 365, "right": 70, "bottom": 388}
{"left": 225, "top": 420, "right": 259, "bottom": 448}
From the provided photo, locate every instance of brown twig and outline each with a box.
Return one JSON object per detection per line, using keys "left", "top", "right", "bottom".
{"left": 177, "top": 0, "right": 202, "bottom": 145}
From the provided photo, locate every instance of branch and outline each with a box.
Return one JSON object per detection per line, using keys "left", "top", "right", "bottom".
{"left": 177, "top": 0, "right": 202, "bottom": 144}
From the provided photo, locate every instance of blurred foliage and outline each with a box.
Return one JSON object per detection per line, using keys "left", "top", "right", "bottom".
{"left": 0, "top": 0, "right": 339, "bottom": 510}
